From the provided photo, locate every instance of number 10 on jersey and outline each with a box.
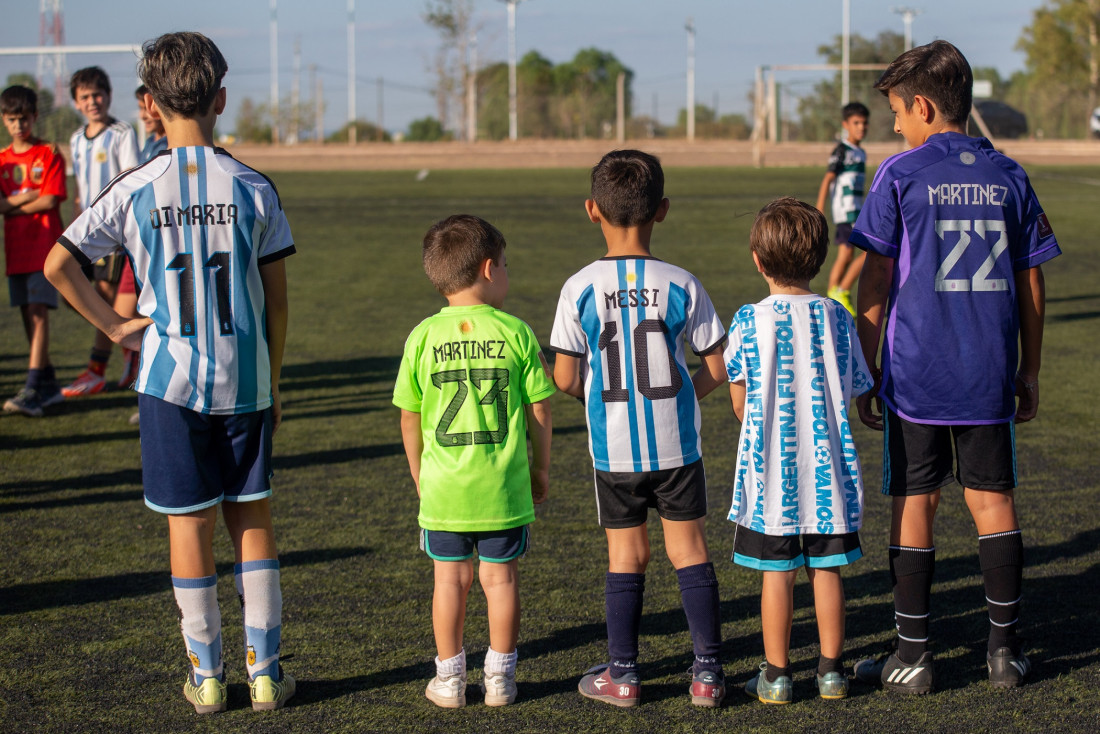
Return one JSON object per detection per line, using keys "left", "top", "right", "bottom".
{"left": 597, "top": 318, "right": 682, "bottom": 403}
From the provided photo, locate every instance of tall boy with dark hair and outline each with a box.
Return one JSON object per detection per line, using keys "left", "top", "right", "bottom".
{"left": 394, "top": 214, "right": 555, "bottom": 709}
{"left": 724, "top": 197, "right": 872, "bottom": 704}
{"left": 0, "top": 84, "right": 67, "bottom": 416}
{"left": 815, "top": 101, "right": 869, "bottom": 316}
{"left": 62, "top": 65, "right": 141, "bottom": 397}
{"left": 850, "top": 40, "right": 1060, "bottom": 692}
{"left": 46, "top": 32, "right": 295, "bottom": 713}
{"left": 550, "top": 149, "right": 728, "bottom": 708}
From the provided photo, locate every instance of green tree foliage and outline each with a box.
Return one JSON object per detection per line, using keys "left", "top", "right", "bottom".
{"left": 423, "top": 0, "right": 475, "bottom": 137}
{"left": 673, "top": 105, "right": 751, "bottom": 140}
{"left": 0, "top": 73, "right": 82, "bottom": 147}
{"left": 406, "top": 116, "right": 450, "bottom": 142}
{"left": 234, "top": 97, "right": 272, "bottom": 143}
{"left": 1013, "top": 0, "right": 1100, "bottom": 138}
{"left": 326, "top": 120, "right": 391, "bottom": 143}
{"left": 795, "top": 31, "right": 905, "bottom": 142}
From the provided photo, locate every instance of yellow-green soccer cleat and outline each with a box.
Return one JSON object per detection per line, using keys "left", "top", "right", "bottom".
{"left": 183, "top": 673, "right": 227, "bottom": 714}
{"left": 250, "top": 671, "right": 296, "bottom": 711}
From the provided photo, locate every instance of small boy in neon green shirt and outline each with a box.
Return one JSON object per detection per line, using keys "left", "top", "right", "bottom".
{"left": 393, "top": 214, "right": 554, "bottom": 709}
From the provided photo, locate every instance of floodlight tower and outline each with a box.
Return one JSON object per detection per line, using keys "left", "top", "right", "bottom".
{"left": 686, "top": 17, "right": 695, "bottom": 142}
{"left": 270, "top": 0, "right": 279, "bottom": 143}
{"left": 37, "top": 0, "right": 67, "bottom": 104}
{"left": 500, "top": 0, "right": 529, "bottom": 141}
{"left": 348, "top": 0, "right": 357, "bottom": 144}
{"left": 892, "top": 7, "right": 922, "bottom": 51}
{"left": 841, "top": 0, "right": 850, "bottom": 105}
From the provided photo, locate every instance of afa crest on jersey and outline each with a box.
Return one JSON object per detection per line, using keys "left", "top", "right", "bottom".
{"left": 248, "top": 645, "right": 256, "bottom": 666}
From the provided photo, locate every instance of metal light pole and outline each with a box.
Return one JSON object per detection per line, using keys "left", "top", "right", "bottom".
{"left": 892, "top": 6, "right": 922, "bottom": 51}
{"left": 502, "top": 0, "right": 523, "bottom": 141}
{"left": 270, "top": 0, "right": 279, "bottom": 143}
{"left": 347, "top": 0, "right": 356, "bottom": 144}
{"left": 686, "top": 17, "right": 695, "bottom": 142}
{"left": 841, "top": 0, "right": 850, "bottom": 105}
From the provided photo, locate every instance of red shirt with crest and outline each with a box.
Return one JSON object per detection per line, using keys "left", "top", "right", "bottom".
{"left": 1, "top": 139, "right": 67, "bottom": 274}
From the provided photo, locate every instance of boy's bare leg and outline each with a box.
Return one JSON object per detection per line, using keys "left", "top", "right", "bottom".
{"left": 606, "top": 524, "right": 651, "bottom": 572}
{"left": 761, "top": 570, "right": 796, "bottom": 667}
{"left": 828, "top": 246, "right": 854, "bottom": 291}
{"left": 168, "top": 507, "right": 219, "bottom": 577}
{"left": 839, "top": 251, "right": 867, "bottom": 292}
{"left": 807, "top": 567, "right": 845, "bottom": 659}
{"left": 22, "top": 304, "right": 49, "bottom": 369}
{"left": 890, "top": 491, "right": 939, "bottom": 546}
{"left": 480, "top": 559, "right": 520, "bottom": 654}
{"left": 222, "top": 497, "right": 278, "bottom": 563}
{"left": 964, "top": 487, "right": 1018, "bottom": 534}
{"left": 659, "top": 517, "right": 709, "bottom": 569}
{"left": 433, "top": 559, "right": 474, "bottom": 659}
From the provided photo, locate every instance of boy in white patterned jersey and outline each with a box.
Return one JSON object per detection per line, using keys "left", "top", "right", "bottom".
{"left": 61, "top": 66, "right": 141, "bottom": 398}
{"left": 814, "top": 102, "right": 869, "bottom": 316}
{"left": 550, "top": 149, "right": 729, "bottom": 709}
{"left": 394, "top": 215, "right": 555, "bottom": 709}
{"left": 724, "top": 197, "right": 872, "bottom": 704}
{"left": 45, "top": 32, "right": 295, "bottom": 714}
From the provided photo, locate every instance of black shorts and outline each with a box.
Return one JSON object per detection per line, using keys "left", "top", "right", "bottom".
{"left": 733, "top": 525, "right": 862, "bottom": 571}
{"left": 594, "top": 459, "right": 708, "bottom": 529}
{"left": 883, "top": 410, "right": 1016, "bottom": 496}
{"left": 835, "top": 222, "right": 854, "bottom": 246}
{"left": 81, "top": 251, "right": 125, "bottom": 284}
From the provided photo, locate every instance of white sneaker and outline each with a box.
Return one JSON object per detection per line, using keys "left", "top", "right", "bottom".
{"left": 481, "top": 671, "right": 517, "bottom": 706}
{"left": 425, "top": 673, "right": 466, "bottom": 708}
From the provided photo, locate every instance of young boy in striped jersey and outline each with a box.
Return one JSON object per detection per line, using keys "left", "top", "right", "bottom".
{"left": 62, "top": 66, "right": 141, "bottom": 398}
{"left": 724, "top": 197, "right": 872, "bottom": 704}
{"left": 45, "top": 32, "right": 295, "bottom": 714}
{"left": 550, "top": 149, "right": 728, "bottom": 708}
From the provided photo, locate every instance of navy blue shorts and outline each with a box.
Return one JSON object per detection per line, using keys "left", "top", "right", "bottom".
{"left": 9, "top": 272, "right": 58, "bottom": 308}
{"left": 138, "top": 394, "right": 274, "bottom": 514}
{"left": 835, "top": 222, "right": 855, "bottom": 246}
{"left": 733, "top": 525, "right": 862, "bottom": 571}
{"left": 420, "top": 525, "right": 530, "bottom": 563}
{"left": 883, "top": 410, "right": 1016, "bottom": 495}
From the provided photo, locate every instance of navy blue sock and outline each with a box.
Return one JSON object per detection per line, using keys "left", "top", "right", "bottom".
{"left": 606, "top": 572, "right": 644, "bottom": 678}
{"left": 675, "top": 562, "right": 722, "bottom": 675}
{"left": 890, "top": 545, "right": 935, "bottom": 663}
{"left": 26, "top": 368, "right": 45, "bottom": 391}
{"left": 979, "top": 530, "right": 1024, "bottom": 655}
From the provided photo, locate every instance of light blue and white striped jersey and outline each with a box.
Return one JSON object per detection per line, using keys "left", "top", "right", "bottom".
{"left": 140, "top": 134, "right": 169, "bottom": 163}
{"left": 69, "top": 119, "right": 140, "bottom": 208}
{"left": 59, "top": 146, "right": 295, "bottom": 415}
{"left": 724, "top": 295, "right": 873, "bottom": 535}
{"left": 550, "top": 257, "right": 726, "bottom": 472}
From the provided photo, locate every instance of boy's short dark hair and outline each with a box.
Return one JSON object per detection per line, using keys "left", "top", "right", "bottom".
{"left": 423, "top": 215, "right": 507, "bottom": 296}
{"left": 750, "top": 197, "right": 829, "bottom": 287}
{"left": 842, "top": 101, "right": 870, "bottom": 120}
{"left": 874, "top": 40, "right": 972, "bottom": 125}
{"left": 139, "top": 32, "right": 228, "bottom": 119}
{"left": 135, "top": 84, "right": 149, "bottom": 99}
{"left": 0, "top": 85, "right": 37, "bottom": 117}
{"left": 70, "top": 66, "right": 111, "bottom": 100}
{"left": 590, "top": 149, "right": 664, "bottom": 227}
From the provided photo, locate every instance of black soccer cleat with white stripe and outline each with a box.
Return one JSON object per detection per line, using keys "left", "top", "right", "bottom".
{"left": 854, "top": 650, "right": 934, "bottom": 694}
{"left": 987, "top": 647, "right": 1031, "bottom": 689}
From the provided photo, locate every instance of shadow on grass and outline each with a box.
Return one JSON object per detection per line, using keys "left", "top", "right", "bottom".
{"left": 274, "top": 442, "right": 405, "bottom": 470}
{"left": 1049, "top": 310, "right": 1100, "bottom": 323}
{"left": 0, "top": 467, "right": 143, "bottom": 498}
{"left": 3, "top": 428, "right": 139, "bottom": 451}
{"left": 0, "top": 545, "right": 371, "bottom": 616}
{"left": 282, "top": 356, "right": 401, "bottom": 394}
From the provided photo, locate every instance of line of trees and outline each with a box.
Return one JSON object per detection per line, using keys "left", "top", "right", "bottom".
{"left": 0, "top": 74, "right": 83, "bottom": 147}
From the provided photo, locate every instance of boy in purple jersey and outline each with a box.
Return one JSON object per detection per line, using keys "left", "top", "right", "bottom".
{"left": 849, "top": 41, "right": 1060, "bottom": 693}
{"left": 46, "top": 32, "right": 295, "bottom": 714}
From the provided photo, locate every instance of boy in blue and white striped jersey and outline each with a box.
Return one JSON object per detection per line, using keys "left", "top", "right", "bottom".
{"left": 46, "top": 32, "right": 295, "bottom": 715}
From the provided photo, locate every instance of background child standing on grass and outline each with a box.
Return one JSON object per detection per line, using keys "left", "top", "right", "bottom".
{"left": 394, "top": 214, "right": 554, "bottom": 709}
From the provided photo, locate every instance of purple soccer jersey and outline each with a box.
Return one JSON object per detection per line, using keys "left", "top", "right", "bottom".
{"left": 850, "top": 132, "right": 1060, "bottom": 424}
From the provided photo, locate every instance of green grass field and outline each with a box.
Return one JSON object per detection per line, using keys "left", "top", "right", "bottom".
{"left": 2, "top": 165, "right": 1098, "bottom": 733}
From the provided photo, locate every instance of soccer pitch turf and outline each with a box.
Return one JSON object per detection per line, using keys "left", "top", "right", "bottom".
{"left": 1, "top": 165, "right": 1098, "bottom": 732}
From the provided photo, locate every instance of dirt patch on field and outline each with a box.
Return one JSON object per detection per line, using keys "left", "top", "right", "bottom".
{"left": 226, "top": 138, "right": 1100, "bottom": 172}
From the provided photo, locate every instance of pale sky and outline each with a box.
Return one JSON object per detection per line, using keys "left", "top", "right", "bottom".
{"left": 0, "top": 0, "right": 1044, "bottom": 137}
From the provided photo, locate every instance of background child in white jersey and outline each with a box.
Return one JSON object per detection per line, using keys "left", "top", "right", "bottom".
{"left": 814, "top": 102, "right": 869, "bottom": 316}
{"left": 46, "top": 32, "right": 295, "bottom": 714}
{"left": 550, "top": 149, "right": 729, "bottom": 709}
{"left": 61, "top": 66, "right": 140, "bottom": 398}
{"left": 725, "top": 197, "right": 872, "bottom": 704}
{"left": 393, "top": 214, "right": 554, "bottom": 709}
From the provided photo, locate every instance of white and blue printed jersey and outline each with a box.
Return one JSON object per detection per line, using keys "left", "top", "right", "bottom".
{"left": 550, "top": 257, "right": 726, "bottom": 472}
{"left": 59, "top": 146, "right": 295, "bottom": 415}
{"left": 70, "top": 119, "right": 140, "bottom": 207}
{"left": 724, "top": 295, "right": 872, "bottom": 535}
{"left": 140, "top": 134, "right": 169, "bottom": 163}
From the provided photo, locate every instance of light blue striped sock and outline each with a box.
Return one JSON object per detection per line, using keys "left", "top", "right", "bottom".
{"left": 235, "top": 559, "right": 282, "bottom": 680}
{"left": 172, "top": 574, "right": 222, "bottom": 683}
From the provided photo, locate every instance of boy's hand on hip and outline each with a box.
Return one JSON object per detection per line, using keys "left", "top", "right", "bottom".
{"left": 110, "top": 316, "right": 153, "bottom": 352}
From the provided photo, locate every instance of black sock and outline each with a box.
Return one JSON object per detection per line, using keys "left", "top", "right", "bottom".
{"left": 979, "top": 530, "right": 1023, "bottom": 656}
{"left": 606, "top": 572, "right": 644, "bottom": 678}
{"left": 818, "top": 655, "right": 843, "bottom": 676}
{"left": 26, "top": 368, "right": 45, "bottom": 391}
{"left": 764, "top": 660, "right": 791, "bottom": 682}
{"left": 675, "top": 562, "right": 722, "bottom": 675}
{"left": 890, "top": 545, "right": 935, "bottom": 663}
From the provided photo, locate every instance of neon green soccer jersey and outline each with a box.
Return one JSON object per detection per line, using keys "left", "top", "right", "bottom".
{"left": 393, "top": 304, "right": 556, "bottom": 532}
